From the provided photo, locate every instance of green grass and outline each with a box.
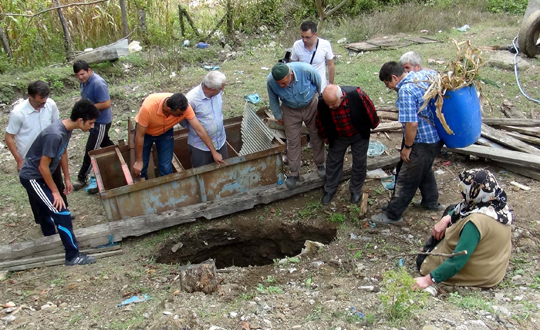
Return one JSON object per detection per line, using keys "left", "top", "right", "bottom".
{"left": 447, "top": 292, "right": 494, "bottom": 313}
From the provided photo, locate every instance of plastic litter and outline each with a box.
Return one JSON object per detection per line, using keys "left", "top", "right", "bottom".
{"left": 366, "top": 168, "right": 388, "bottom": 179}
{"left": 86, "top": 176, "right": 98, "bottom": 194}
{"left": 398, "top": 259, "right": 404, "bottom": 267}
{"left": 381, "top": 175, "right": 395, "bottom": 190}
{"left": 456, "top": 24, "right": 470, "bottom": 32}
{"left": 244, "top": 93, "right": 260, "bottom": 104}
{"left": 183, "top": 40, "right": 190, "bottom": 47}
{"left": 128, "top": 41, "right": 142, "bottom": 53}
{"left": 118, "top": 294, "right": 152, "bottom": 307}
{"left": 197, "top": 42, "right": 209, "bottom": 49}
{"left": 367, "top": 140, "right": 387, "bottom": 157}
{"left": 203, "top": 65, "right": 220, "bottom": 71}
{"left": 350, "top": 233, "right": 358, "bottom": 240}
{"left": 368, "top": 220, "right": 377, "bottom": 228}
{"left": 349, "top": 306, "right": 365, "bottom": 319}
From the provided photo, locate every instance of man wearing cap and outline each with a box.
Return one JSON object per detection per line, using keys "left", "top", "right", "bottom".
{"left": 267, "top": 62, "right": 325, "bottom": 189}
{"left": 316, "top": 84, "right": 379, "bottom": 205}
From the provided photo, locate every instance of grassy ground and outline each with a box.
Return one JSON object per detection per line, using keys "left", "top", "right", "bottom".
{"left": 1, "top": 2, "right": 540, "bottom": 329}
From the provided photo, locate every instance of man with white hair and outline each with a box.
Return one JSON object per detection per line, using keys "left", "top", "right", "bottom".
{"left": 399, "top": 51, "right": 423, "bottom": 73}
{"left": 316, "top": 84, "right": 379, "bottom": 205}
{"left": 184, "top": 71, "right": 228, "bottom": 168}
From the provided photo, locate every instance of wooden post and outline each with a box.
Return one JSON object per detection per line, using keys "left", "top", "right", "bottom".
{"left": 119, "top": 0, "right": 129, "bottom": 39}
{"left": 138, "top": 10, "right": 147, "bottom": 34}
{"left": 0, "top": 23, "right": 12, "bottom": 61}
{"left": 53, "top": 0, "right": 74, "bottom": 61}
{"left": 178, "top": 5, "right": 185, "bottom": 38}
{"left": 226, "top": 0, "right": 233, "bottom": 36}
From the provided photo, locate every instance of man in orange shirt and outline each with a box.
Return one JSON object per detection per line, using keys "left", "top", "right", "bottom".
{"left": 133, "top": 93, "right": 226, "bottom": 179}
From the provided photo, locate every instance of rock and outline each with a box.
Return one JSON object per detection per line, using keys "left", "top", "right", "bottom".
{"left": 493, "top": 305, "right": 511, "bottom": 316}
{"left": 209, "top": 326, "right": 226, "bottom": 330}
{"left": 178, "top": 259, "right": 218, "bottom": 294}
{"left": 422, "top": 326, "right": 442, "bottom": 330}
{"left": 171, "top": 242, "right": 183, "bottom": 253}
{"left": 423, "top": 286, "right": 438, "bottom": 297}
{"left": 487, "top": 51, "right": 531, "bottom": 71}
{"left": 310, "top": 261, "right": 325, "bottom": 268}
{"left": 143, "top": 313, "right": 150, "bottom": 319}
{"left": 59, "top": 303, "right": 68, "bottom": 308}
{"left": 337, "top": 37, "right": 347, "bottom": 44}
{"left": 230, "top": 311, "right": 238, "bottom": 318}
{"left": 513, "top": 295, "right": 523, "bottom": 301}
{"left": 358, "top": 285, "right": 375, "bottom": 291}
{"left": 4, "top": 302, "right": 16, "bottom": 308}
{"left": 465, "top": 319, "right": 488, "bottom": 328}
{"left": 0, "top": 271, "right": 7, "bottom": 281}
{"left": 163, "top": 311, "right": 173, "bottom": 315}
{"left": 1, "top": 314, "right": 16, "bottom": 322}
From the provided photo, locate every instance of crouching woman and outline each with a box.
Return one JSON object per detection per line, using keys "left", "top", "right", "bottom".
{"left": 414, "top": 169, "right": 513, "bottom": 289}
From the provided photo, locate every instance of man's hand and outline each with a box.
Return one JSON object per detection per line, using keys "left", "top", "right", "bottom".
{"left": 277, "top": 118, "right": 285, "bottom": 126}
{"left": 52, "top": 191, "right": 66, "bottom": 210}
{"left": 401, "top": 147, "right": 412, "bottom": 163}
{"left": 133, "top": 161, "right": 143, "bottom": 176}
{"left": 16, "top": 158, "right": 24, "bottom": 172}
{"left": 64, "top": 178, "right": 73, "bottom": 195}
{"left": 212, "top": 152, "right": 227, "bottom": 166}
{"left": 432, "top": 215, "right": 451, "bottom": 240}
{"left": 413, "top": 275, "right": 433, "bottom": 290}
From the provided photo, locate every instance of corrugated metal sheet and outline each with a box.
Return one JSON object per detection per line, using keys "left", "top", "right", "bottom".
{"left": 239, "top": 102, "right": 275, "bottom": 156}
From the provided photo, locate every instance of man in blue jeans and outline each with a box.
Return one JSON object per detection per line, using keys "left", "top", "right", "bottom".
{"left": 371, "top": 62, "right": 443, "bottom": 225}
{"left": 19, "top": 99, "right": 100, "bottom": 265}
{"left": 72, "top": 60, "right": 114, "bottom": 191}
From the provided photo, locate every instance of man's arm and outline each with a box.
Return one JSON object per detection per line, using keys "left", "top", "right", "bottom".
{"left": 94, "top": 99, "right": 111, "bottom": 110}
{"left": 327, "top": 59, "right": 335, "bottom": 85}
{"left": 187, "top": 117, "right": 226, "bottom": 165}
{"left": 4, "top": 132, "right": 24, "bottom": 171}
{"left": 267, "top": 78, "right": 283, "bottom": 121}
{"left": 132, "top": 125, "right": 147, "bottom": 176}
{"left": 38, "top": 156, "right": 65, "bottom": 210}
{"left": 60, "top": 149, "right": 72, "bottom": 195}
{"left": 401, "top": 122, "right": 418, "bottom": 163}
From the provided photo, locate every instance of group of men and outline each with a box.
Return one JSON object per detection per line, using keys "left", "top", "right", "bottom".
{"left": 4, "top": 19, "right": 444, "bottom": 267}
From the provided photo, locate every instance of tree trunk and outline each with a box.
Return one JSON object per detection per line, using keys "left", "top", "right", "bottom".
{"left": 178, "top": 5, "right": 185, "bottom": 38}
{"left": 138, "top": 10, "right": 147, "bottom": 34}
{"left": 0, "top": 23, "right": 12, "bottom": 60}
{"left": 226, "top": 0, "right": 233, "bottom": 35}
{"left": 53, "top": 0, "right": 74, "bottom": 61}
{"left": 119, "top": 0, "right": 129, "bottom": 39}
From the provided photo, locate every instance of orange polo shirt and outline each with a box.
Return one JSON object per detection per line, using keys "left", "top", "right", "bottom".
{"left": 134, "top": 93, "right": 195, "bottom": 136}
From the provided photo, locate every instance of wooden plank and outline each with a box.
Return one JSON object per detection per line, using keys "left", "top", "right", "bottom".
{"left": 172, "top": 154, "right": 184, "bottom": 173}
{"left": 492, "top": 161, "right": 540, "bottom": 181}
{"left": 475, "top": 137, "right": 505, "bottom": 149}
{"left": 445, "top": 145, "right": 540, "bottom": 170}
{"left": 496, "top": 126, "right": 540, "bottom": 138}
{"left": 0, "top": 245, "right": 121, "bottom": 269}
{"left": 90, "top": 155, "right": 106, "bottom": 193}
{"left": 375, "top": 105, "right": 398, "bottom": 112}
{"left": 510, "top": 181, "right": 531, "bottom": 191}
{"left": 481, "top": 124, "right": 540, "bottom": 156}
{"left": 115, "top": 147, "right": 134, "bottom": 185}
{"left": 371, "top": 122, "right": 402, "bottom": 133}
{"left": 4, "top": 250, "right": 123, "bottom": 272}
{"left": 377, "top": 111, "right": 399, "bottom": 121}
{"left": 504, "top": 131, "right": 540, "bottom": 146}
{"left": 482, "top": 118, "right": 540, "bottom": 127}
{"left": 128, "top": 118, "right": 135, "bottom": 172}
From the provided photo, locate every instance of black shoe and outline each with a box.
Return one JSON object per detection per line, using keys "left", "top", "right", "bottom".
{"left": 65, "top": 252, "right": 97, "bottom": 266}
{"left": 321, "top": 192, "right": 335, "bottom": 205}
{"left": 286, "top": 175, "right": 299, "bottom": 189}
{"left": 381, "top": 203, "right": 388, "bottom": 211}
{"left": 412, "top": 201, "right": 444, "bottom": 211}
{"left": 351, "top": 193, "right": 362, "bottom": 205}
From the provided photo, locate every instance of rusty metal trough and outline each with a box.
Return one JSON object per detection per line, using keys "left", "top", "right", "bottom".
{"left": 89, "top": 111, "right": 286, "bottom": 221}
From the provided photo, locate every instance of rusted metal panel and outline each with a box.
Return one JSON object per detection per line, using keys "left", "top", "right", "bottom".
{"left": 91, "top": 111, "right": 286, "bottom": 221}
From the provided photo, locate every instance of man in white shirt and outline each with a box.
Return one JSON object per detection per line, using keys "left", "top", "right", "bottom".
{"left": 4, "top": 80, "right": 71, "bottom": 227}
{"left": 183, "top": 71, "right": 228, "bottom": 168}
{"left": 291, "top": 21, "right": 335, "bottom": 91}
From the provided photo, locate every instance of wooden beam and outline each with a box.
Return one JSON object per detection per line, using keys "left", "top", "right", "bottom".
{"left": 482, "top": 118, "right": 540, "bottom": 127}
{"left": 3, "top": 250, "right": 123, "bottom": 272}
{"left": 90, "top": 155, "right": 106, "bottom": 193}
{"left": 496, "top": 125, "right": 540, "bottom": 138}
{"left": 444, "top": 145, "right": 540, "bottom": 170}
{"left": 504, "top": 131, "right": 540, "bottom": 146}
{"left": 492, "top": 161, "right": 540, "bottom": 181}
{"left": 0, "top": 155, "right": 400, "bottom": 262}
{"left": 377, "top": 111, "right": 399, "bottom": 121}
{"left": 172, "top": 154, "right": 184, "bottom": 173}
{"left": 475, "top": 137, "right": 505, "bottom": 149}
{"left": 481, "top": 123, "right": 540, "bottom": 156}
{"left": 375, "top": 105, "right": 399, "bottom": 112}
{"left": 371, "top": 122, "right": 402, "bottom": 133}
{"left": 115, "top": 147, "right": 134, "bottom": 185}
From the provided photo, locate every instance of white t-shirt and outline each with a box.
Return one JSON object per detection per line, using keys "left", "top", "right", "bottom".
{"left": 291, "top": 38, "right": 334, "bottom": 91}
{"left": 5, "top": 98, "right": 59, "bottom": 158}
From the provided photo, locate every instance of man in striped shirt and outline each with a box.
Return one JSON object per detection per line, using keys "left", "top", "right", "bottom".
{"left": 316, "top": 84, "right": 379, "bottom": 205}
{"left": 371, "top": 62, "right": 443, "bottom": 225}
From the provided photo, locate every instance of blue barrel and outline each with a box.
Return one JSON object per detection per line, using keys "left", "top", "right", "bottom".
{"left": 432, "top": 85, "right": 481, "bottom": 148}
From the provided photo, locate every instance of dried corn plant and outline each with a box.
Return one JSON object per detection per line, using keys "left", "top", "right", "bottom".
{"left": 419, "top": 39, "right": 493, "bottom": 134}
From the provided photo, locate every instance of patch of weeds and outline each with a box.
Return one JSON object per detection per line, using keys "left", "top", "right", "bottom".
{"left": 374, "top": 187, "right": 386, "bottom": 195}
{"left": 328, "top": 213, "right": 346, "bottom": 223}
{"left": 109, "top": 314, "right": 145, "bottom": 330}
{"left": 256, "top": 283, "right": 283, "bottom": 294}
{"left": 305, "top": 277, "right": 312, "bottom": 288}
{"left": 333, "top": 310, "right": 375, "bottom": 325}
{"left": 50, "top": 278, "right": 65, "bottom": 287}
{"left": 306, "top": 304, "right": 323, "bottom": 321}
{"left": 69, "top": 313, "right": 83, "bottom": 325}
{"left": 378, "top": 267, "right": 429, "bottom": 325}
{"left": 266, "top": 275, "right": 276, "bottom": 284}
{"left": 275, "top": 209, "right": 282, "bottom": 217}
{"left": 529, "top": 274, "right": 540, "bottom": 290}
{"left": 298, "top": 202, "right": 323, "bottom": 219}
{"left": 447, "top": 292, "right": 494, "bottom": 313}
{"left": 513, "top": 300, "right": 537, "bottom": 323}
{"left": 348, "top": 250, "right": 363, "bottom": 259}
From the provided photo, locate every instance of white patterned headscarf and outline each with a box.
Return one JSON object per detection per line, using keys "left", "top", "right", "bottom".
{"left": 453, "top": 169, "right": 513, "bottom": 225}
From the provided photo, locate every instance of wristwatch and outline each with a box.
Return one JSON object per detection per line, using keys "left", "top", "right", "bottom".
{"left": 404, "top": 144, "right": 413, "bottom": 149}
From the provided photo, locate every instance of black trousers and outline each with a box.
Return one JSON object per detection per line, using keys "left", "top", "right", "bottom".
{"left": 78, "top": 122, "right": 114, "bottom": 182}
{"left": 28, "top": 165, "right": 67, "bottom": 226}
{"left": 385, "top": 140, "right": 444, "bottom": 220}
{"left": 324, "top": 134, "right": 370, "bottom": 194}
{"left": 188, "top": 143, "right": 228, "bottom": 168}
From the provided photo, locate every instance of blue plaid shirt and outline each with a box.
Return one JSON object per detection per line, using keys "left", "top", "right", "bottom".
{"left": 396, "top": 70, "right": 440, "bottom": 144}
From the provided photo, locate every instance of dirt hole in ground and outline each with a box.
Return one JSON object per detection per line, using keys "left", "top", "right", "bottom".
{"left": 156, "top": 221, "right": 337, "bottom": 269}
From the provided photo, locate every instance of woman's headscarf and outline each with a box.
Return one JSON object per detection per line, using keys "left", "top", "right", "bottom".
{"left": 453, "top": 169, "right": 513, "bottom": 225}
